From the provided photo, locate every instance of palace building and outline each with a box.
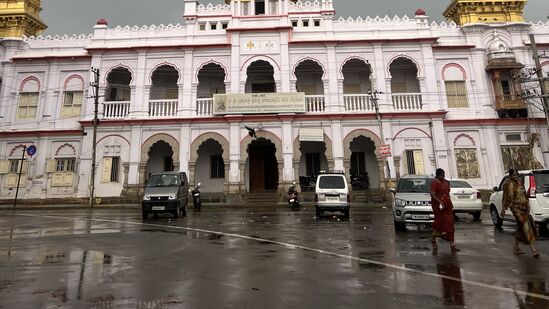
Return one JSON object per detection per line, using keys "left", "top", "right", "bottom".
{"left": 0, "top": 0, "right": 548, "bottom": 202}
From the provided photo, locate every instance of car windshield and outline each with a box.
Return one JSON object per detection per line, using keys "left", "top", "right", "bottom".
{"left": 318, "top": 176, "right": 346, "bottom": 189}
{"left": 147, "top": 174, "right": 180, "bottom": 187}
{"left": 533, "top": 172, "right": 549, "bottom": 193}
{"left": 449, "top": 180, "right": 472, "bottom": 188}
{"left": 397, "top": 178, "right": 433, "bottom": 193}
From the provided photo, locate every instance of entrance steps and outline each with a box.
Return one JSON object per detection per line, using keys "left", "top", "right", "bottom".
{"left": 352, "top": 189, "right": 386, "bottom": 203}
{"left": 245, "top": 192, "right": 281, "bottom": 205}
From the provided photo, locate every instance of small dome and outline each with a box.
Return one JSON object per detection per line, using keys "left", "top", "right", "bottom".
{"left": 415, "top": 9, "right": 426, "bottom": 16}
{"left": 96, "top": 18, "right": 108, "bottom": 26}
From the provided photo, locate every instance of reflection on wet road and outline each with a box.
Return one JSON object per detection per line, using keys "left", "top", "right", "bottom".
{"left": 1, "top": 207, "right": 548, "bottom": 308}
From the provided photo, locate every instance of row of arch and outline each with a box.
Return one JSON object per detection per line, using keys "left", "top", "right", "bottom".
{"left": 16, "top": 58, "right": 472, "bottom": 95}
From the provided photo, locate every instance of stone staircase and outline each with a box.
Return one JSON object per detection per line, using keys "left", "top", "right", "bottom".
{"left": 352, "top": 189, "right": 386, "bottom": 203}
{"left": 245, "top": 192, "right": 281, "bottom": 205}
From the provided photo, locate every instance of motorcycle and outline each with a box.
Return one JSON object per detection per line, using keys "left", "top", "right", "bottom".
{"left": 191, "top": 183, "right": 202, "bottom": 209}
{"left": 288, "top": 182, "right": 300, "bottom": 209}
{"left": 351, "top": 174, "right": 369, "bottom": 190}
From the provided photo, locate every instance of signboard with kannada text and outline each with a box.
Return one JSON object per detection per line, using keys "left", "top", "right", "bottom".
{"left": 213, "top": 93, "right": 306, "bottom": 115}
{"left": 379, "top": 144, "right": 391, "bottom": 158}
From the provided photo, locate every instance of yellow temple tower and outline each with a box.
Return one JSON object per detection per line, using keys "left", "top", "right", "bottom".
{"left": 0, "top": 0, "right": 46, "bottom": 38}
{"left": 443, "top": 0, "right": 527, "bottom": 25}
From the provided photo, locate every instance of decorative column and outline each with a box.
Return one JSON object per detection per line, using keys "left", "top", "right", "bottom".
{"left": 181, "top": 50, "right": 195, "bottom": 116}
{"left": 281, "top": 119, "right": 294, "bottom": 190}
{"left": 179, "top": 125, "right": 191, "bottom": 174}
{"left": 393, "top": 156, "right": 401, "bottom": 180}
{"left": 331, "top": 118, "right": 344, "bottom": 170}
{"left": 229, "top": 120, "right": 242, "bottom": 193}
{"left": 177, "top": 83, "right": 185, "bottom": 115}
{"left": 131, "top": 50, "right": 148, "bottom": 118}
{"left": 325, "top": 44, "right": 341, "bottom": 112}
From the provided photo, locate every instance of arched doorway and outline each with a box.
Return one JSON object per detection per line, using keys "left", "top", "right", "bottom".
{"left": 247, "top": 138, "right": 278, "bottom": 192}
{"left": 139, "top": 134, "right": 180, "bottom": 185}
{"left": 194, "top": 139, "right": 226, "bottom": 193}
{"left": 246, "top": 60, "right": 276, "bottom": 93}
{"left": 344, "top": 130, "right": 384, "bottom": 189}
{"left": 349, "top": 136, "right": 379, "bottom": 189}
{"left": 292, "top": 135, "right": 335, "bottom": 192}
{"left": 146, "top": 140, "right": 174, "bottom": 177}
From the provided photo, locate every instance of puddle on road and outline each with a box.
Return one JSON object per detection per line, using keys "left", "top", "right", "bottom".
{"left": 140, "top": 228, "right": 188, "bottom": 235}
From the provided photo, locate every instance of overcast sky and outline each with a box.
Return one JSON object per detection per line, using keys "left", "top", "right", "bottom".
{"left": 42, "top": 0, "right": 548, "bottom": 35}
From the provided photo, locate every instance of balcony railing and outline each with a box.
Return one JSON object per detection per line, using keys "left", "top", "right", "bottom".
{"left": 103, "top": 101, "right": 130, "bottom": 118}
{"left": 306, "top": 95, "right": 325, "bottom": 112}
{"left": 196, "top": 98, "right": 214, "bottom": 116}
{"left": 344, "top": 94, "right": 373, "bottom": 111}
{"left": 149, "top": 99, "right": 178, "bottom": 117}
{"left": 392, "top": 93, "right": 423, "bottom": 110}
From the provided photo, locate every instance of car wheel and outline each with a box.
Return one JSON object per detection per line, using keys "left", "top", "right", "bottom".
{"left": 142, "top": 210, "right": 148, "bottom": 219}
{"left": 174, "top": 207, "right": 179, "bottom": 218}
{"left": 153, "top": 212, "right": 158, "bottom": 219}
{"left": 490, "top": 205, "right": 503, "bottom": 228}
{"left": 472, "top": 211, "right": 481, "bottom": 221}
{"left": 394, "top": 220, "right": 407, "bottom": 232}
{"left": 539, "top": 221, "right": 549, "bottom": 236}
{"left": 343, "top": 209, "right": 350, "bottom": 218}
{"left": 315, "top": 207, "right": 322, "bottom": 218}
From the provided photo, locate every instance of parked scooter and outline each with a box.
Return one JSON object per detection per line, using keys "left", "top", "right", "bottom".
{"left": 288, "top": 181, "right": 300, "bottom": 209}
{"left": 191, "top": 183, "right": 202, "bottom": 209}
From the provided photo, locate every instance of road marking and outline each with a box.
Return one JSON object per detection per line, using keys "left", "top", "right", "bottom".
{"left": 14, "top": 213, "right": 549, "bottom": 301}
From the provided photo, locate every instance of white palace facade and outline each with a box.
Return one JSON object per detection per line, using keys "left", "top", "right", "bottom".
{"left": 0, "top": 0, "right": 548, "bottom": 201}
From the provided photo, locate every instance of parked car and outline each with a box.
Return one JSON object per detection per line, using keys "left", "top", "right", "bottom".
{"left": 489, "top": 170, "right": 549, "bottom": 234}
{"left": 142, "top": 172, "right": 189, "bottom": 219}
{"left": 315, "top": 171, "right": 350, "bottom": 218}
{"left": 448, "top": 179, "right": 483, "bottom": 220}
{"left": 390, "top": 175, "right": 434, "bottom": 231}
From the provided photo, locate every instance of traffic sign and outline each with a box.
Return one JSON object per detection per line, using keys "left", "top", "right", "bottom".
{"left": 379, "top": 144, "right": 391, "bottom": 158}
{"left": 26, "top": 145, "right": 37, "bottom": 156}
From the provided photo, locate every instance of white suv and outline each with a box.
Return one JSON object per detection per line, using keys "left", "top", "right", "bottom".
{"left": 489, "top": 170, "right": 549, "bottom": 234}
{"left": 390, "top": 175, "right": 435, "bottom": 231}
{"left": 315, "top": 172, "right": 350, "bottom": 218}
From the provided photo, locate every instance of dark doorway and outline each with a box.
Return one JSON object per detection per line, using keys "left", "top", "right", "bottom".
{"left": 252, "top": 83, "right": 276, "bottom": 93}
{"left": 249, "top": 139, "right": 278, "bottom": 192}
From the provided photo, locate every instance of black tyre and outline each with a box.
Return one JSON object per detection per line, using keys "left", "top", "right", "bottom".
{"left": 153, "top": 212, "right": 158, "bottom": 219}
{"left": 539, "top": 221, "right": 549, "bottom": 236}
{"left": 472, "top": 211, "right": 481, "bottom": 220}
{"left": 343, "top": 209, "right": 350, "bottom": 218}
{"left": 394, "top": 220, "right": 407, "bottom": 231}
{"left": 174, "top": 207, "right": 179, "bottom": 218}
{"left": 490, "top": 205, "right": 503, "bottom": 228}
{"left": 142, "top": 210, "right": 148, "bottom": 219}
{"left": 315, "top": 207, "right": 322, "bottom": 218}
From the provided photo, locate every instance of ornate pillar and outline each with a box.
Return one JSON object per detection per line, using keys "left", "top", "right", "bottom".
{"left": 393, "top": 155, "right": 401, "bottom": 180}
{"left": 377, "top": 159, "right": 386, "bottom": 189}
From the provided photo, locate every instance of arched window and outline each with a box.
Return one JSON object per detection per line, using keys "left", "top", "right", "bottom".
{"left": 443, "top": 64, "right": 469, "bottom": 108}
{"left": 61, "top": 75, "right": 84, "bottom": 118}
{"left": 17, "top": 77, "right": 40, "bottom": 120}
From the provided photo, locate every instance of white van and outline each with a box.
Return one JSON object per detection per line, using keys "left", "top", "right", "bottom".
{"left": 315, "top": 171, "right": 350, "bottom": 218}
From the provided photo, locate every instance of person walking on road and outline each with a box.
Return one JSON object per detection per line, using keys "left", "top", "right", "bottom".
{"left": 501, "top": 169, "right": 540, "bottom": 258}
{"left": 430, "top": 168, "right": 459, "bottom": 252}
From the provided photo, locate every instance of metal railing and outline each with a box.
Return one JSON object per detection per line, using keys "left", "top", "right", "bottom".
{"left": 344, "top": 94, "right": 373, "bottom": 111}
{"left": 149, "top": 99, "right": 178, "bottom": 117}
{"left": 392, "top": 93, "right": 423, "bottom": 110}
{"left": 103, "top": 101, "right": 130, "bottom": 118}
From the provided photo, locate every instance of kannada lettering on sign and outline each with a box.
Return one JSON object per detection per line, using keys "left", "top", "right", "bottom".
{"left": 379, "top": 144, "right": 392, "bottom": 158}
{"left": 299, "top": 128, "right": 324, "bottom": 142}
{"left": 213, "top": 93, "right": 306, "bottom": 115}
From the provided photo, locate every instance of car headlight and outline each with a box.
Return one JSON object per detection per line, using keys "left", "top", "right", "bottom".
{"left": 169, "top": 195, "right": 176, "bottom": 200}
{"left": 395, "top": 199, "right": 406, "bottom": 207}
{"left": 143, "top": 195, "right": 151, "bottom": 201}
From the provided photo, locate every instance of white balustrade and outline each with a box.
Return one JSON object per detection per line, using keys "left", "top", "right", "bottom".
{"left": 103, "top": 101, "right": 130, "bottom": 118}
{"left": 196, "top": 98, "right": 214, "bottom": 116}
{"left": 344, "top": 94, "right": 373, "bottom": 111}
{"left": 392, "top": 93, "right": 423, "bottom": 110}
{"left": 305, "top": 95, "right": 325, "bottom": 112}
{"left": 149, "top": 99, "right": 178, "bottom": 117}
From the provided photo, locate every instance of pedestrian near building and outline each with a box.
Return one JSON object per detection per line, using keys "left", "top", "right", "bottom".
{"left": 430, "top": 168, "right": 460, "bottom": 252}
{"left": 501, "top": 169, "right": 540, "bottom": 258}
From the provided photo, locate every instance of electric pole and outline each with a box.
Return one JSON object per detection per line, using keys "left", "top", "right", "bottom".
{"left": 89, "top": 68, "right": 100, "bottom": 208}
{"left": 369, "top": 90, "right": 391, "bottom": 186}
{"left": 529, "top": 34, "right": 549, "bottom": 120}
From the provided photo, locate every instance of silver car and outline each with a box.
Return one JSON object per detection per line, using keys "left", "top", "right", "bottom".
{"left": 390, "top": 175, "right": 434, "bottom": 231}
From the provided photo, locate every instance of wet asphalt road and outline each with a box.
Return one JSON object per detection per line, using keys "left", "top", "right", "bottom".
{"left": 0, "top": 206, "right": 548, "bottom": 309}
